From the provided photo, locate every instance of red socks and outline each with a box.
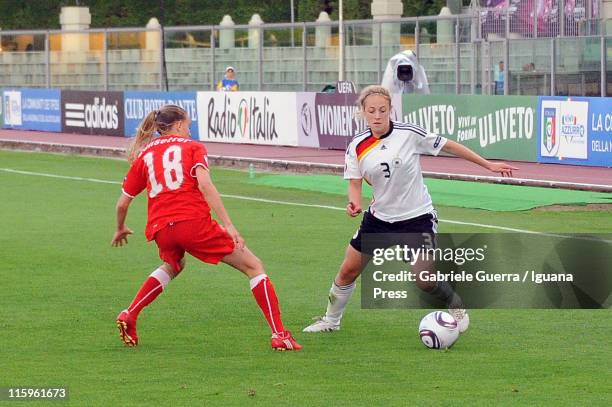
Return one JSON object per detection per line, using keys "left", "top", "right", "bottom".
{"left": 125, "top": 270, "right": 285, "bottom": 336}
{"left": 127, "top": 268, "right": 171, "bottom": 319}
{"left": 250, "top": 274, "right": 285, "bottom": 335}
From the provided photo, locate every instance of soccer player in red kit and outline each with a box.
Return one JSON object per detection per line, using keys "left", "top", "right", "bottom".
{"left": 111, "top": 104, "right": 301, "bottom": 351}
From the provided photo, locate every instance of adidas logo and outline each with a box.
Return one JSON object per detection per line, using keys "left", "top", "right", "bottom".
{"left": 65, "top": 97, "right": 119, "bottom": 130}
{"left": 381, "top": 145, "right": 387, "bottom": 150}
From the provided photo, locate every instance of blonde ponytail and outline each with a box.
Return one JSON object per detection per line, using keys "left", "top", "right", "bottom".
{"left": 126, "top": 105, "right": 188, "bottom": 162}
{"left": 127, "top": 110, "right": 158, "bottom": 163}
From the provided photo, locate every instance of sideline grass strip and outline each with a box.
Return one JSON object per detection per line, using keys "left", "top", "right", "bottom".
{"left": 250, "top": 174, "right": 612, "bottom": 211}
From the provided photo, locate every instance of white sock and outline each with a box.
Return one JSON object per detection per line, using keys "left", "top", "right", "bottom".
{"left": 151, "top": 268, "right": 171, "bottom": 289}
{"left": 249, "top": 273, "right": 268, "bottom": 290}
{"left": 325, "top": 281, "right": 356, "bottom": 324}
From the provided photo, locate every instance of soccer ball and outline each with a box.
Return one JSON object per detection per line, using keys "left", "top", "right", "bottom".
{"left": 418, "top": 311, "right": 459, "bottom": 349}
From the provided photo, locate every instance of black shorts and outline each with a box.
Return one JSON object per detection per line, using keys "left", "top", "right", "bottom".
{"left": 350, "top": 210, "right": 438, "bottom": 255}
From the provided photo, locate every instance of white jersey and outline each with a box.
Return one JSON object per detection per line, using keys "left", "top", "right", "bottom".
{"left": 344, "top": 120, "right": 447, "bottom": 222}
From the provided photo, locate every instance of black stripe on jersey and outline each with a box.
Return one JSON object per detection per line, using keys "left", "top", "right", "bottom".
{"left": 353, "top": 128, "right": 371, "bottom": 141}
{"left": 393, "top": 120, "right": 426, "bottom": 131}
{"left": 393, "top": 122, "right": 428, "bottom": 137}
{"left": 394, "top": 123, "right": 428, "bottom": 135}
{"left": 407, "top": 125, "right": 428, "bottom": 137}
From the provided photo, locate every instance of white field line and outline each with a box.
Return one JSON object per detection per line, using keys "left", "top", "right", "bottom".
{"left": 1, "top": 167, "right": 608, "bottom": 241}
{"left": 1, "top": 141, "right": 609, "bottom": 191}
{"left": 1, "top": 168, "right": 120, "bottom": 184}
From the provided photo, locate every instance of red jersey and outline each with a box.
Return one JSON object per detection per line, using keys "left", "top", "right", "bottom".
{"left": 122, "top": 135, "right": 211, "bottom": 240}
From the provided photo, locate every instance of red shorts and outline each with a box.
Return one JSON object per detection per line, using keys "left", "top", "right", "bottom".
{"left": 153, "top": 217, "right": 235, "bottom": 273}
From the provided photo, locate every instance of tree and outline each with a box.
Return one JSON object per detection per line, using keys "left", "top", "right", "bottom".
{"left": 403, "top": 0, "right": 448, "bottom": 17}
{"left": 0, "top": 0, "right": 451, "bottom": 30}
{"left": 297, "top": 0, "right": 326, "bottom": 22}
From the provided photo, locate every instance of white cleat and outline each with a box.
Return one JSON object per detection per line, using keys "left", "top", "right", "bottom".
{"left": 302, "top": 316, "right": 340, "bottom": 333}
{"left": 448, "top": 308, "right": 470, "bottom": 333}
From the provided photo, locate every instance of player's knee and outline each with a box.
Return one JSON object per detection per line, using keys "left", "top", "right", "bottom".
{"left": 338, "top": 261, "right": 361, "bottom": 282}
{"left": 248, "top": 256, "right": 265, "bottom": 275}
{"left": 161, "top": 259, "right": 184, "bottom": 277}
{"left": 236, "top": 253, "right": 264, "bottom": 277}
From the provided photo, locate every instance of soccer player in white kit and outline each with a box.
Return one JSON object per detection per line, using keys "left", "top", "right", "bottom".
{"left": 303, "top": 85, "right": 517, "bottom": 334}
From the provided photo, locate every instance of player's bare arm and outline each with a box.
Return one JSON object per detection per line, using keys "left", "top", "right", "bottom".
{"left": 111, "top": 193, "right": 133, "bottom": 246}
{"left": 347, "top": 178, "right": 363, "bottom": 217}
{"left": 195, "top": 166, "right": 245, "bottom": 249}
{"left": 442, "top": 140, "right": 519, "bottom": 177}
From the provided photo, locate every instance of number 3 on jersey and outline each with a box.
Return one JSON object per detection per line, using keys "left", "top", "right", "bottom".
{"left": 380, "top": 162, "right": 391, "bottom": 178}
{"left": 143, "top": 145, "right": 184, "bottom": 198}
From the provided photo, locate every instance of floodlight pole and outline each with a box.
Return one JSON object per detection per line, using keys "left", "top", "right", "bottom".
{"left": 339, "top": 0, "right": 344, "bottom": 81}
{"left": 290, "top": 0, "right": 295, "bottom": 47}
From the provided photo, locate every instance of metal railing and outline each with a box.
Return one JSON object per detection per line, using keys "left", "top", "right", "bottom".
{"left": 478, "top": 0, "right": 603, "bottom": 39}
{"left": 0, "top": 12, "right": 610, "bottom": 96}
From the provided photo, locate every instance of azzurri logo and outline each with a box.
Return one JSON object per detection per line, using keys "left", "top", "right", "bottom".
{"left": 543, "top": 107, "right": 557, "bottom": 154}
{"left": 561, "top": 113, "right": 585, "bottom": 137}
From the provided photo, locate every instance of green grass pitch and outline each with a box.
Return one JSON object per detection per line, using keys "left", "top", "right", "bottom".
{"left": 0, "top": 150, "right": 610, "bottom": 406}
